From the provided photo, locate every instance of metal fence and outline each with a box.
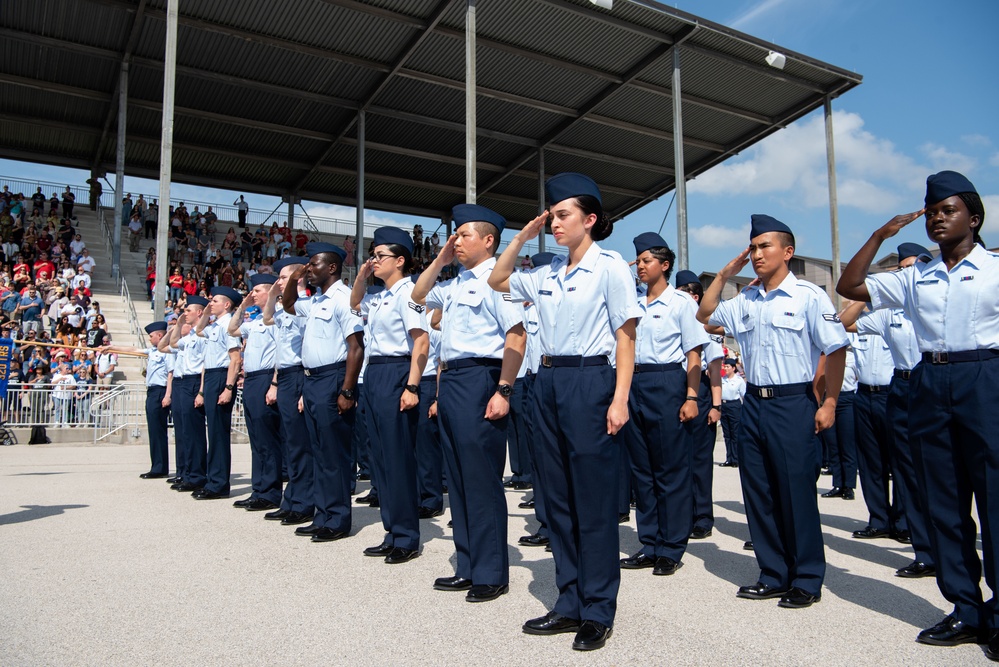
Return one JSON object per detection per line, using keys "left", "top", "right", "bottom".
{"left": 3, "top": 383, "right": 112, "bottom": 429}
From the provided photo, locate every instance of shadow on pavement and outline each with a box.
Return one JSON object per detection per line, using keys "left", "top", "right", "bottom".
{"left": 10, "top": 472, "right": 69, "bottom": 476}
{"left": 0, "top": 504, "right": 89, "bottom": 525}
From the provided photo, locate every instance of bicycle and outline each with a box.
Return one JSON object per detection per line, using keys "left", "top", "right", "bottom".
{"left": 0, "top": 420, "right": 17, "bottom": 446}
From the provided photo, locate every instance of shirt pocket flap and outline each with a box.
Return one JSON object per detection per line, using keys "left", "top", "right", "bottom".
{"left": 456, "top": 291, "right": 485, "bottom": 308}
{"left": 314, "top": 305, "right": 335, "bottom": 322}
{"left": 736, "top": 316, "right": 756, "bottom": 334}
{"left": 772, "top": 315, "right": 805, "bottom": 332}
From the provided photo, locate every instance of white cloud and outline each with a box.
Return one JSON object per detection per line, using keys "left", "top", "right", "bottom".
{"left": 921, "top": 143, "right": 976, "bottom": 174}
{"left": 961, "top": 134, "right": 991, "bottom": 148}
{"left": 729, "top": 0, "right": 792, "bottom": 29}
{"left": 990, "top": 153, "right": 999, "bottom": 167}
{"left": 689, "top": 223, "right": 752, "bottom": 248}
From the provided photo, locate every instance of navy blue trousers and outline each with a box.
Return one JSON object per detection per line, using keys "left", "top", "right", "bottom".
{"left": 145, "top": 385, "right": 170, "bottom": 475}
{"left": 824, "top": 390, "right": 857, "bottom": 489}
{"left": 365, "top": 359, "right": 420, "bottom": 551}
{"left": 352, "top": 383, "right": 373, "bottom": 487}
{"left": 416, "top": 375, "right": 443, "bottom": 513}
{"left": 302, "top": 364, "right": 354, "bottom": 533}
{"left": 854, "top": 389, "right": 905, "bottom": 532}
{"left": 203, "top": 368, "right": 234, "bottom": 495}
{"left": 690, "top": 373, "right": 718, "bottom": 532}
{"left": 276, "top": 367, "right": 314, "bottom": 515}
{"left": 720, "top": 400, "right": 742, "bottom": 465}
{"left": 437, "top": 363, "right": 509, "bottom": 586}
{"left": 533, "top": 363, "right": 620, "bottom": 627}
{"left": 172, "top": 375, "right": 206, "bottom": 486}
{"left": 242, "top": 372, "right": 283, "bottom": 505}
{"left": 909, "top": 358, "right": 999, "bottom": 629}
{"left": 624, "top": 367, "right": 692, "bottom": 561}
{"left": 886, "top": 376, "right": 933, "bottom": 566}
{"left": 507, "top": 377, "right": 533, "bottom": 484}
{"left": 739, "top": 391, "right": 825, "bottom": 595}
{"left": 521, "top": 373, "right": 549, "bottom": 538}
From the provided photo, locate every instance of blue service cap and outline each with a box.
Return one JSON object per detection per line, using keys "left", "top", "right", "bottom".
{"left": 633, "top": 232, "right": 669, "bottom": 255}
{"left": 306, "top": 242, "right": 347, "bottom": 261}
{"left": 451, "top": 204, "right": 506, "bottom": 233}
{"left": 545, "top": 172, "right": 602, "bottom": 206}
{"left": 144, "top": 321, "right": 167, "bottom": 334}
{"left": 272, "top": 256, "right": 307, "bottom": 273}
{"left": 373, "top": 226, "right": 413, "bottom": 254}
{"left": 211, "top": 286, "right": 242, "bottom": 306}
{"left": 249, "top": 273, "right": 277, "bottom": 288}
{"left": 187, "top": 295, "right": 209, "bottom": 307}
{"left": 925, "top": 170, "right": 977, "bottom": 205}
{"left": 531, "top": 252, "right": 556, "bottom": 267}
{"left": 723, "top": 358, "right": 738, "bottom": 367}
{"left": 750, "top": 214, "right": 792, "bottom": 239}
{"left": 674, "top": 270, "right": 700, "bottom": 287}
{"left": 366, "top": 285, "right": 385, "bottom": 295}
{"left": 897, "top": 242, "right": 932, "bottom": 261}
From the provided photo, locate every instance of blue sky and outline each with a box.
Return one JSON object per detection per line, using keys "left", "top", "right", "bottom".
{"left": 2, "top": 0, "right": 996, "bottom": 276}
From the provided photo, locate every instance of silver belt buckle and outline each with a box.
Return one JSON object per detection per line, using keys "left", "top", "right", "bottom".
{"left": 304, "top": 368, "right": 312, "bottom": 377}
{"left": 759, "top": 387, "right": 774, "bottom": 399}
{"left": 541, "top": 355, "right": 553, "bottom": 368}
{"left": 931, "top": 352, "right": 949, "bottom": 364}
{"left": 440, "top": 360, "right": 449, "bottom": 372}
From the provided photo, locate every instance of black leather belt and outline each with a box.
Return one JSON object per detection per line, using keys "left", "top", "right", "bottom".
{"left": 634, "top": 363, "right": 682, "bottom": 373}
{"left": 746, "top": 382, "right": 811, "bottom": 399}
{"left": 277, "top": 364, "right": 304, "bottom": 377}
{"left": 540, "top": 355, "right": 607, "bottom": 368}
{"left": 303, "top": 361, "right": 347, "bottom": 377}
{"left": 893, "top": 369, "right": 912, "bottom": 380}
{"left": 921, "top": 349, "right": 999, "bottom": 364}
{"left": 368, "top": 355, "right": 411, "bottom": 365}
{"left": 858, "top": 383, "right": 888, "bottom": 393}
{"left": 244, "top": 368, "right": 272, "bottom": 378}
{"left": 204, "top": 367, "right": 228, "bottom": 375}
{"left": 440, "top": 358, "right": 502, "bottom": 372}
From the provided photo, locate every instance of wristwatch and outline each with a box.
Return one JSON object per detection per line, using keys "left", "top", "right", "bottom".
{"left": 497, "top": 383, "right": 514, "bottom": 398}
{"left": 270, "top": 380, "right": 278, "bottom": 387}
{"left": 339, "top": 388, "right": 356, "bottom": 401}
{"left": 404, "top": 384, "right": 420, "bottom": 395}
{"left": 711, "top": 404, "right": 722, "bottom": 411}
{"left": 225, "top": 383, "right": 235, "bottom": 391}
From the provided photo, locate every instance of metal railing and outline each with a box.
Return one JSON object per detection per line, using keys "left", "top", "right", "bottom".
{"left": 99, "top": 207, "right": 148, "bottom": 354}
{"left": 2, "top": 383, "right": 111, "bottom": 429}
{"left": 0, "top": 176, "right": 115, "bottom": 211}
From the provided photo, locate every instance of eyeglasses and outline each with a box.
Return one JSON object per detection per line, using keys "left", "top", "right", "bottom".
{"left": 372, "top": 253, "right": 399, "bottom": 263}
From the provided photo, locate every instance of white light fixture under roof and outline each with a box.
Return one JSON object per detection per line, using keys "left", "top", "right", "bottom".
{"left": 765, "top": 50, "right": 786, "bottom": 70}
{"left": 590, "top": 0, "right": 613, "bottom": 9}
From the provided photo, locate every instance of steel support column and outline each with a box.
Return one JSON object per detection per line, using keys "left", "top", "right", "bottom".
{"left": 355, "top": 110, "right": 365, "bottom": 270}
{"left": 465, "top": 0, "right": 476, "bottom": 203}
{"left": 824, "top": 97, "right": 841, "bottom": 308}
{"left": 672, "top": 47, "right": 688, "bottom": 270}
{"left": 111, "top": 61, "right": 128, "bottom": 281}
{"left": 537, "top": 149, "right": 546, "bottom": 253}
{"left": 153, "top": 0, "right": 178, "bottom": 318}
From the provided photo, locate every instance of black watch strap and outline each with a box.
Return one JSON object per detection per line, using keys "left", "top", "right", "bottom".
{"left": 404, "top": 384, "right": 420, "bottom": 395}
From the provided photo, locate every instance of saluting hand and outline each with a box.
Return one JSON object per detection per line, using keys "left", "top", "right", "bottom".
{"left": 720, "top": 246, "right": 751, "bottom": 279}
{"left": 875, "top": 210, "right": 925, "bottom": 241}
{"left": 240, "top": 293, "right": 254, "bottom": 310}
{"left": 358, "top": 258, "right": 376, "bottom": 281}
{"left": 437, "top": 235, "right": 458, "bottom": 265}
{"left": 515, "top": 211, "right": 549, "bottom": 244}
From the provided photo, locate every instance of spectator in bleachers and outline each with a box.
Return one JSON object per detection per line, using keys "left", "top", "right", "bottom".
{"left": 77, "top": 248, "right": 95, "bottom": 274}
{"left": 128, "top": 213, "right": 143, "bottom": 252}
{"left": 144, "top": 200, "right": 158, "bottom": 239}
{"left": 61, "top": 187, "right": 75, "bottom": 219}
{"left": 51, "top": 361, "right": 76, "bottom": 427}
{"left": 17, "top": 285, "right": 44, "bottom": 335}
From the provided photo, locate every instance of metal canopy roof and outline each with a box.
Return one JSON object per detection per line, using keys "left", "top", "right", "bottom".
{"left": 0, "top": 0, "right": 862, "bottom": 225}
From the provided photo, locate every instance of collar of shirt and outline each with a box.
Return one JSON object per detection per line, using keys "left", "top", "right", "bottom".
{"left": 751, "top": 271, "right": 798, "bottom": 299}
{"left": 458, "top": 256, "right": 496, "bottom": 282}
{"left": 924, "top": 243, "right": 987, "bottom": 278}
{"left": 644, "top": 284, "right": 679, "bottom": 309}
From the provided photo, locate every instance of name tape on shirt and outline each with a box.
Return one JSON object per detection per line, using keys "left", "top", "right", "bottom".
{"left": 539, "top": 290, "right": 552, "bottom": 296}
{"left": 822, "top": 313, "right": 841, "bottom": 323}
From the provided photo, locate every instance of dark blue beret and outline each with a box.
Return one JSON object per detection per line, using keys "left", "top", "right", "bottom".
{"left": 633, "top": 232, "right": 669, "bottom": 256}
{"left": 187, "top": 295, "right": 209, "bottom": 307}
{"left": 531, "top": 252, "right": 556, "bottom": 267}
{"left": 452, "top": 204, "right": 506, "bottom": 233}
{"left": 897, "top": 242, "right": 931, "bottom": 261}
{"left": 211, "top": 286, "right": 242, "bottom": 306}
{"left": 144, "top": 321, "right": 167, "bottom": 334}
{"left": 272, "top": 256, "right": 308, "bottom": 273}
{"left": 250, "top": 273, "right": 277, "bottom": 288}
{"left": 925, "top": 170, "right": 977, "bottom": 205}
{"left": 306, "top": 242, "right": 347, "bottom": 261}
{"left": 674, "top": 270, "right": 700, "bottom": 287}
{"left": 373, "top": 226, "right": 413, "bottom": 254}
{"left": 546, "top": 172, "right": 601, "bottom": 206}
{"left": 750, "top": 214, "right": 792, "bottom": 239}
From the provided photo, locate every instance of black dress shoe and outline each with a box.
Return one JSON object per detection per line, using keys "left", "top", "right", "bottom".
{"left": 385, "top": 547, "right": 419, "bottom": 564}
{"left": 418, "top": 507, "right": 444, "bottom": 519}
{"left": 166, "top": 476, "right": 182, "bottom": 484}
{"left": 173, "top": 482, "right": 200, "bottom": 492}
{"left": 519, "top": 533, "right": 549, "bottom": 547}
{"left": 841, "top": 488, "right": 855, "bottom": 500}
{"left": 193, "top": 489, "right": 229, "bottom": 500}
{"left": 737, "top": 582, "right": 788, "bottom": 600}
{"left": 503, "top": 479, "right": 516, "bottom": 488}
{"left": 264, "top": 509, "right": 290, "bottom": 521}
{"left": 572, "top": 620, "right": 612, "bottom": 651}
{"left": 891, "top": 529, "right": 912, "bottom": 544}
{"left": 743, "top": 541, "right": 754, "bottom": 551}
{"left": 821, "top": 487, "right": 843, "bottom": 498}
{"left": 820, "top": 466, "right": 832, "bottom": 475}
{"left": 447, "top": 520, "right": 453, "bottom": 528}
{"left": 245, "top": 498, "right": 279, "bottom": 512}
{"left": 233, "top": 498, "right": 254, "bottom": 508}
{"left": 986, "top": 630, "right": 999, "bottom": 662}
{"left": 778, "top": 587, "right": 820, "bottom": 609}
{"left": 355, "top": 493, "right": 376, "bottom": 505}
{"left": 895, "top": 561, "right": 936, "bottom": 578}
{"left": 618, "top": 513, "right": 630, "bottom": 523}
{"left": 140, "top": 472, "right": 168, "bottom": 479}
{"left": 434, "top": 575, "right": 473, "bottom": 591}
{"left": 368, "top": 497, "right": 380, "bottom": 508}
{"left": 356, "top": 472, "right": 371, "bottom": 481}
{"left": 466, "top": 584, "right": 508, "bottom": 602}
{"left": 363, "top": 542, "right": 394, "bottom": 557}
{"left": 852, "top": 526, "right": 889, "bottom": 539}
{"left": 620, "top": 552, "right": 656, "bottom": 569}
{"left": 653, "top": 557, "right": 683, "bottom": 576}
{"left": 518, "top": 497, "right": 535, "bottom": 509}
{"left": 522, "top": 611, "right": 580, "bottom": 635}
{"left": 718, "top": 460, "right": 738, "bottom": 467}
{"left": 511, "top": 481, "right": 532, "bottom": 490}
{"left": 311, "top": 527, "right": 349, "bottom": 542}
{"left": 916, "top": 614, "right": 982, "bottom": 646}
{"left": 690, "top": 526, "right": 712, "bottom": 539}
{"left": 294, "top": 524, "right": 322, "bottom": 536}
{"left": 281, "top": 511, "right": 314, "bottom": 526}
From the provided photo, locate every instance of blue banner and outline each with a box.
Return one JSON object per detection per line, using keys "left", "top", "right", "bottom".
{"left": 0, "top": 337, "right": 12, "bottom": 399}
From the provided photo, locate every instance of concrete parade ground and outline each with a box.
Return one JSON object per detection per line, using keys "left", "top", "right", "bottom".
{"left": 0, "top": 439, "right": 989, "bottom": 666}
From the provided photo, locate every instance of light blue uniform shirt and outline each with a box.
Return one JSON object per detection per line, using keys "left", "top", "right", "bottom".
{"left": 273, "top": 304, "right": 304, "bottom": 369}
{"left": 296, "top": 282, "right": 363, "bottom": 368}
{"left": 202, "top": 312, "right": 241, "bottom": 370}
{"left": 144, "top": 347, "right": 171, "bottom": 387}
{"left": 842, "top": 346, "right": 858, "bottom": 392}
{"left": 239, "top": 314, "right": 277, "bottom": 374}
{"left": 721, "top": 373, "right": 746, "bottom": 401}
{"left": 361, "top": 278, "right": 427, "bottom": 357}
{"left": 855, "top": 308, "right": 920, "bottom": 371}
{"left": 508, "top": 243, "right": 643, "bottom": 358}
{"left": 635, "top": 286, "right": 708, "bottom": 365}
{"left": 423, "top": 328, "right": 442, "bottom": 378}
{"left": 522, "top": 302, "right": 541, "bottom": 374}
{"left": 850, "top": 331, "right": 893, "bottom": 386}
{"left": 865, "top": 244, "right": 999, "bottom": 353}
{"left": 426, "top": 257, "right": 523, "bottom": 361}
{"left": 709, "top": 272, "right": 849, "bottom": 386}
{"left": 173, "top": 330, "right": 206, "bottom": 379}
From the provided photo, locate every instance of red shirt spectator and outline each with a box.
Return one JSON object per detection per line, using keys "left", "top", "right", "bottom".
{"left": 183, "top": 277, "right": 197, "bottom": 295}
{"left": 33, "top": 260, "right": 55, "bottom": 280}
{"left": 295, "top": 231, "right": 308, "bottom": 250}
{"left": 278, "top": 224, "right": 290, "bottom": 239}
